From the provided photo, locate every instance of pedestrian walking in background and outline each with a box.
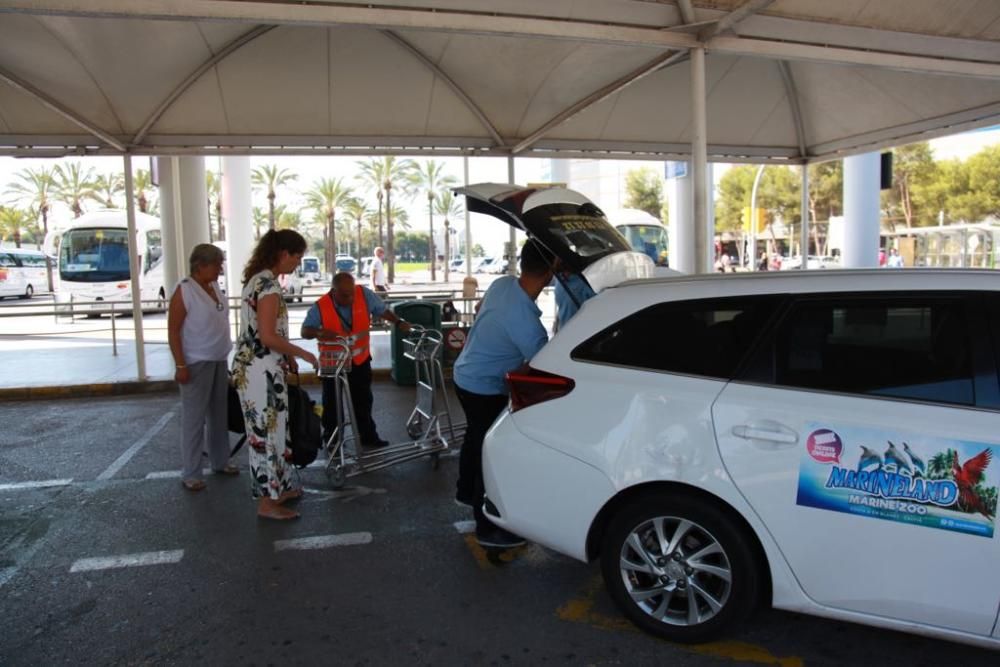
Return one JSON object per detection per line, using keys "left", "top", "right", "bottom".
{"left": 452, "top": 241, "right": 555, "bottom": 548}
{"left": 371, "top": 246, "right": 389, "bottom": 294}
{"left": 167, "top": 243, "right": 235, "bottom": 492}
{"left": 231, "top": 230, "right": 317, "bottom": 521}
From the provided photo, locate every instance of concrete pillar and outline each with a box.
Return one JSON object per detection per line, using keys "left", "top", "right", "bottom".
{"left": 157, "top": 157, "right": 182, "bottom": 291}
{"left": 666, "top": 162, "right": 694, "bottom": 274}
{"left": 222, "top": 156, "right": 253, "bottom": 298}
{"left": 157, "top": 156, "right": 209, "bottom": 292}
{"left": 842, "top": 152, "right": 881, "bottom": 268}
{"left": 123, "top": 154, "right": 146, "bottom": 381}
{"left": 507, "top": 155, "right": 517, "bottom": 275}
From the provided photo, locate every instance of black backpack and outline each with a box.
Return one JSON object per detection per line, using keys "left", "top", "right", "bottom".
{"left": 286, "top": 381, "right": 322, "bottom": 467}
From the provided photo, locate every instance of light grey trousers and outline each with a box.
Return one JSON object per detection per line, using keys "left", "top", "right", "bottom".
{"left": 179, "top": 360, "right": 230, "bottom": 481}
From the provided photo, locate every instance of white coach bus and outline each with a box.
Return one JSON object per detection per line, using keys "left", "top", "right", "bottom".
{"left": 50, "top": 210, "right": 165, "bottom": 313}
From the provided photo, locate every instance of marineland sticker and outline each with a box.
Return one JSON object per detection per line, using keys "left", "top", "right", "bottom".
{"left": 796, "top": 423, "right": 998, "bottom": 537}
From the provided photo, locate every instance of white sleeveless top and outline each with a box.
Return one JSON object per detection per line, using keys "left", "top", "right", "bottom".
{"left": 174, "top": 278, "right": 233, "bottom": 363}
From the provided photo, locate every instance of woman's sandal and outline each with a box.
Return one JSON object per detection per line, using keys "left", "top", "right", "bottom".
{"left": 214, "top": 464, "right": 240, "bottom": 476}
{"left": 277, "top": 488, "right": 304, "bottom": 505}
{"left": 182, "top": 479, "right": 207, "bottom": 492}
{"left": 257, "top": 497, "right": 300, "bottom": 520}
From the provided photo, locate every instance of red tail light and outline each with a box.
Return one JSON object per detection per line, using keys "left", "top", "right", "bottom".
{"left": 506, "top": 366, "right": 575, "bottom": 413}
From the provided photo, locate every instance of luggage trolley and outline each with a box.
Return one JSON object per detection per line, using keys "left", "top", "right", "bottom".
{"left": 319, "top": 326, "right": 455, "bottom": 488}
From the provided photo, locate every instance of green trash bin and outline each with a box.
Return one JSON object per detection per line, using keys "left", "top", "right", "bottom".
{"left": 390, "top": 300, "right": 442, "bottom": 385}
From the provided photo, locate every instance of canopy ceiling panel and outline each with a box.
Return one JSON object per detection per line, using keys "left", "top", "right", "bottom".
{"left": 763, "top": 0, "right": 1000, "bottom": 40}
{"left": 0, "top": 1, "right": 998, "bottom": 162}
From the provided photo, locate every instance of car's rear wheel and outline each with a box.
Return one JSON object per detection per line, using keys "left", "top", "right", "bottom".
{"left": 21, "top": 284, "right": 33, "bottom": 299}
{"left": 600, "top": 493, "right": 759, "bottom": 644}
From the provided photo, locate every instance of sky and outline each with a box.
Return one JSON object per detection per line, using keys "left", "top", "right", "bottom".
{"left": 2, "top": 125, "right": 1000, "bottom": 256}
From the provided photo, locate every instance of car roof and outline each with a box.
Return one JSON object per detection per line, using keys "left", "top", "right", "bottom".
{"left": 613, "top": 268, "right": 1000, "bottom": 296}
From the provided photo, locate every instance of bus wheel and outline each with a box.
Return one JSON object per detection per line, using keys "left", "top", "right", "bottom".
{"left": 157, "top": 289, "right": 166, "bottom": 311}
{"left": 21, "top": 284, "right": 33, "bottom": 300}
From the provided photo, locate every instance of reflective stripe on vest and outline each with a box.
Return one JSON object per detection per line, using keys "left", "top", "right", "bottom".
{"left": 317, "top": 288, "right": 371, "bottom": 365}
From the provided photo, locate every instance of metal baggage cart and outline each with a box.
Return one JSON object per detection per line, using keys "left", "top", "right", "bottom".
{"left": 319, "top": 327, "right": 458, "bottom": 488}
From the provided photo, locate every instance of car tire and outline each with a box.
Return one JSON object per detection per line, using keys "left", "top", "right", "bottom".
{"left": 600, "top": 493, "right": 759, "bottom": 644}
{"left": 21, "top": 284, "right": 33, "bottom": 299}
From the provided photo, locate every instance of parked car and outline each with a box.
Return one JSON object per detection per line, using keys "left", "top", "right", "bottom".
{"left": 473, "top": 256, "right": 495, "bottom": 273}
{"left": 278, "top": 270, "right": 302, "bottom": 303}
{"left": 459, "top": 183, "right": 1000, "bottom": 650}
{"left": 358, "top": 256, "right": 374, "bottom": 277}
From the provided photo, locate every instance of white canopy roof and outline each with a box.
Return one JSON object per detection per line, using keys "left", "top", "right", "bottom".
{"left": 1, "top": 0, "right": 999, "bottom": 163}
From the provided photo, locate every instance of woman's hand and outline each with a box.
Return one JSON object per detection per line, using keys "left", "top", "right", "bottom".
{"left": 175, "top": 366, "right": 191, "bottom": 384}
{"left": 285, "top": 356, "right": 299, "bottom": 375}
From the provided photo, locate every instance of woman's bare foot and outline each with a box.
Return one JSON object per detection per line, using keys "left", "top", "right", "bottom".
{"left": 277, "top": 488, "right": 303, "bottom": 505}
{"left": 257, "top": 496, "right": 300, "bottom": 520}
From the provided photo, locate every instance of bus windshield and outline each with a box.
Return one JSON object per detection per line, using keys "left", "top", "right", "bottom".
{"left": 60, "top": 228, "right": 131, "bottom": 282}
{"left": 301, "top": 257, "right": 320, "bottom": 274}
{"left": 617, "top": 224, "right": 668, "bottom": 266}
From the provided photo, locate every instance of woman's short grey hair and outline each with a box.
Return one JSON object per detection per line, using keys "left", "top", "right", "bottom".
{"left": 188, "top": 243, "right": 225, "bottom": 275}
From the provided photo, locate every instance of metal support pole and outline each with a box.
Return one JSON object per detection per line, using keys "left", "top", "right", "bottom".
{"left": 111, "top": 301, "right": 117, "bottom": 356}
{"left": 800, "top": 163, "right": 810, "bottom": 270}
{"left": 507, "top": 155, "right": 517, "bottom": 275}
{"left": 464, "top": 155, "right": 472, "bottom": 277}
{"left": 691, "top": 46, "right": 709, "bottom": 274}
{"left": 123, "top": 154, "right": 147, "bottom": 380}
{"left": 749, "top": 164, "right": 765, "bottom": 271}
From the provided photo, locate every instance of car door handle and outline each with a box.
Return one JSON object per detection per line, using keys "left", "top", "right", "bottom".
{"left": 731, "top": 424, "right": 798, "bottom": 445}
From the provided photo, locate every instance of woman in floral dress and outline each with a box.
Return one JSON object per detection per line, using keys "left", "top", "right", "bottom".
{"left": 231, "top": 230, "right": 317, "bottom": 520}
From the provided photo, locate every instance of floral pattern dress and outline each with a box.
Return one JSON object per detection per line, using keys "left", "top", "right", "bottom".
{"left": 231, "top": 270, "right": 294, "bottom": 500}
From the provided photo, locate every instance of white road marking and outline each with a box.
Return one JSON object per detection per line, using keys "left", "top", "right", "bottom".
{"left": 0, "top": 567, "right": 16, "bottom": 588}
{"left": 0, "top": 478, "right": 73, "bottom": 491}
{"left": 453, "top": 520, "right": 476, "bottom": 534}
{"left": 273, "top": 533, "right": 373, "bottom": 552}
{"left": 144, "top": 469, "right": 214, "bottom": 479}
{"left": 97, "top": 412, "right": 174, "bottom": 481}
{"left": 301, "top": 485, "right": 387, "bottom": 502}
{"left": 70, "top": 550, "right": 184, "bottom": 573}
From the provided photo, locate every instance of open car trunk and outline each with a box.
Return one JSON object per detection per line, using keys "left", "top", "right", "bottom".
{"left": 454, "top": 184, "right": 654, "bottom": 293}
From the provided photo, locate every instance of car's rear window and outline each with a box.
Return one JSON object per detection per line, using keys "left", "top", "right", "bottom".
{"left": 571, "top": 295, "right": 782, "bottom": 379}
{"left": 521, "top": 203, "right": 631, "bottom": 274}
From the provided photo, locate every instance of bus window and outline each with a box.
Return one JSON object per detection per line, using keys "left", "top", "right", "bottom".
{"left": 617, "top": 224, "right": 669, "bottom": 266}
{"left": 60, "top": 229, "right": 131, "bottom": 282}
{"left": 145, "top": 230, "right": 163, "bottom": 274}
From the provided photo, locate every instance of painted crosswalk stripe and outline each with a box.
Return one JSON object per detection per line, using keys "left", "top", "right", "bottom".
{"left": 273, "top": 533, "right": 373, "bottom": 552}
{"left": 453, "top": 520, "right": 476, "bottom": 534}
{"left": 70, "top": 550, "right": 184, "bottom": 573}
{"left": 0, "top": 479, "right": 73, "bottom": 491}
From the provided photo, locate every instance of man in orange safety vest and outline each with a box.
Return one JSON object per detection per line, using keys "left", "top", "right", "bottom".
{"left": 302, "top": 272, "right": 411, "bottom": 448}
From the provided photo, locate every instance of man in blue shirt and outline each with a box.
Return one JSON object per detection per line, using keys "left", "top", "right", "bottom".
{"left": 302, "top": 272, "right": 410, "bottom": 448}
{"left": 453, "top": 241, "right": 554, "bottom": 548}
{"left": 554, "top": 271, "right": 596, "bottom": 332}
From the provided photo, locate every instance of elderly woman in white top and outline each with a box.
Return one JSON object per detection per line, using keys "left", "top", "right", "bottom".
{"left": 167, "top": 243, "right": 236, "bottom": 491}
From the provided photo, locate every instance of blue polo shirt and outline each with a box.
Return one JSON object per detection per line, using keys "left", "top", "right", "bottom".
{"left": 454, "top": 276, "right": 549, "bottom": 396}
{"left": 554, "top": 273, "right": 596, "bottom": 330}
{"left": 302, "top": 286, "right": 387, "bottom": 330}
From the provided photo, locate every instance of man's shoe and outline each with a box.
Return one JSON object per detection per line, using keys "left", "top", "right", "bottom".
{"left": 363, "top": 438, "right": 390, "bottom": 449}
{"left": 475, "top": 522, "right": 526, "bottom": 549}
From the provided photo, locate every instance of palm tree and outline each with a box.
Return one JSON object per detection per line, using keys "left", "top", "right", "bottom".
{"left": 344, "top": 197, "right": 370, "bottom": 268}
{"left": 302, "top": 178, "right": 353, "bottom": 275}
{"left": 206, "top": 170, "right": 224, "bottom": 241}
{"left": 0, "top": 206, "right": 33, "bottom": 248}
{"left": 251, "top": 206, "right": 267, "bottom": 240}
{"left": 251, "top": 164, "right": 298, "bottom": 231}
{"left": 378, "top": 157, "right": 417, "bottom": 283}
{"left": 132, "top": 168, "right": 155, "bottom": 214}
{"left": 434, "top": 190, "right": 464, "bottom": 282}
{"left": 355, "top": 158, "right": 386, "bottom": 248}
{"left": 54, "top": 162, "right": 97, "bottom": 218}
{"left": 89, "top": 172, "right": 125, "bottom": 209}
{"left": 409, "top": 160, "right": 457, "bottom": 281}
{"left": 6, "top": 166, "right": 56, "bottom": 289}
{"left": 926, "top": 449, "right": 956, "bottom": 480}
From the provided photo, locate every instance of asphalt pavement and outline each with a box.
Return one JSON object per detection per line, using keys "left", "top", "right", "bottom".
{"left": 1, "top": 387, "right": 998, "bottom": 666}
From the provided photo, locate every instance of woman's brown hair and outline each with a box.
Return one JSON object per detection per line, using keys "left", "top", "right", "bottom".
{"left": 242, "top": 229, "right": 307, "bottom": 284}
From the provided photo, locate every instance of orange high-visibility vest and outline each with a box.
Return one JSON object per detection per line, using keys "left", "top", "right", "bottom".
{"left": 317, "top": 287, "right": 371, "bottom": 365}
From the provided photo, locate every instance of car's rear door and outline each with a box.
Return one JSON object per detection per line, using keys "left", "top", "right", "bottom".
{"left": 713, "top": 291, "right": 1000, "bottom": 635}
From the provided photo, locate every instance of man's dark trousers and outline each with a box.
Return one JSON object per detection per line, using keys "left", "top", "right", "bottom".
{"left": 454, "top": 383, "right": 508, "bottom": 527}
{"left": 321, "top": 357, "right": 380, "bottom": 445}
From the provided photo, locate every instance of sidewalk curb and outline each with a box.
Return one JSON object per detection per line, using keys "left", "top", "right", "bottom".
{"left": 0, "top": 368, "right": 396, "bottom": 402}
